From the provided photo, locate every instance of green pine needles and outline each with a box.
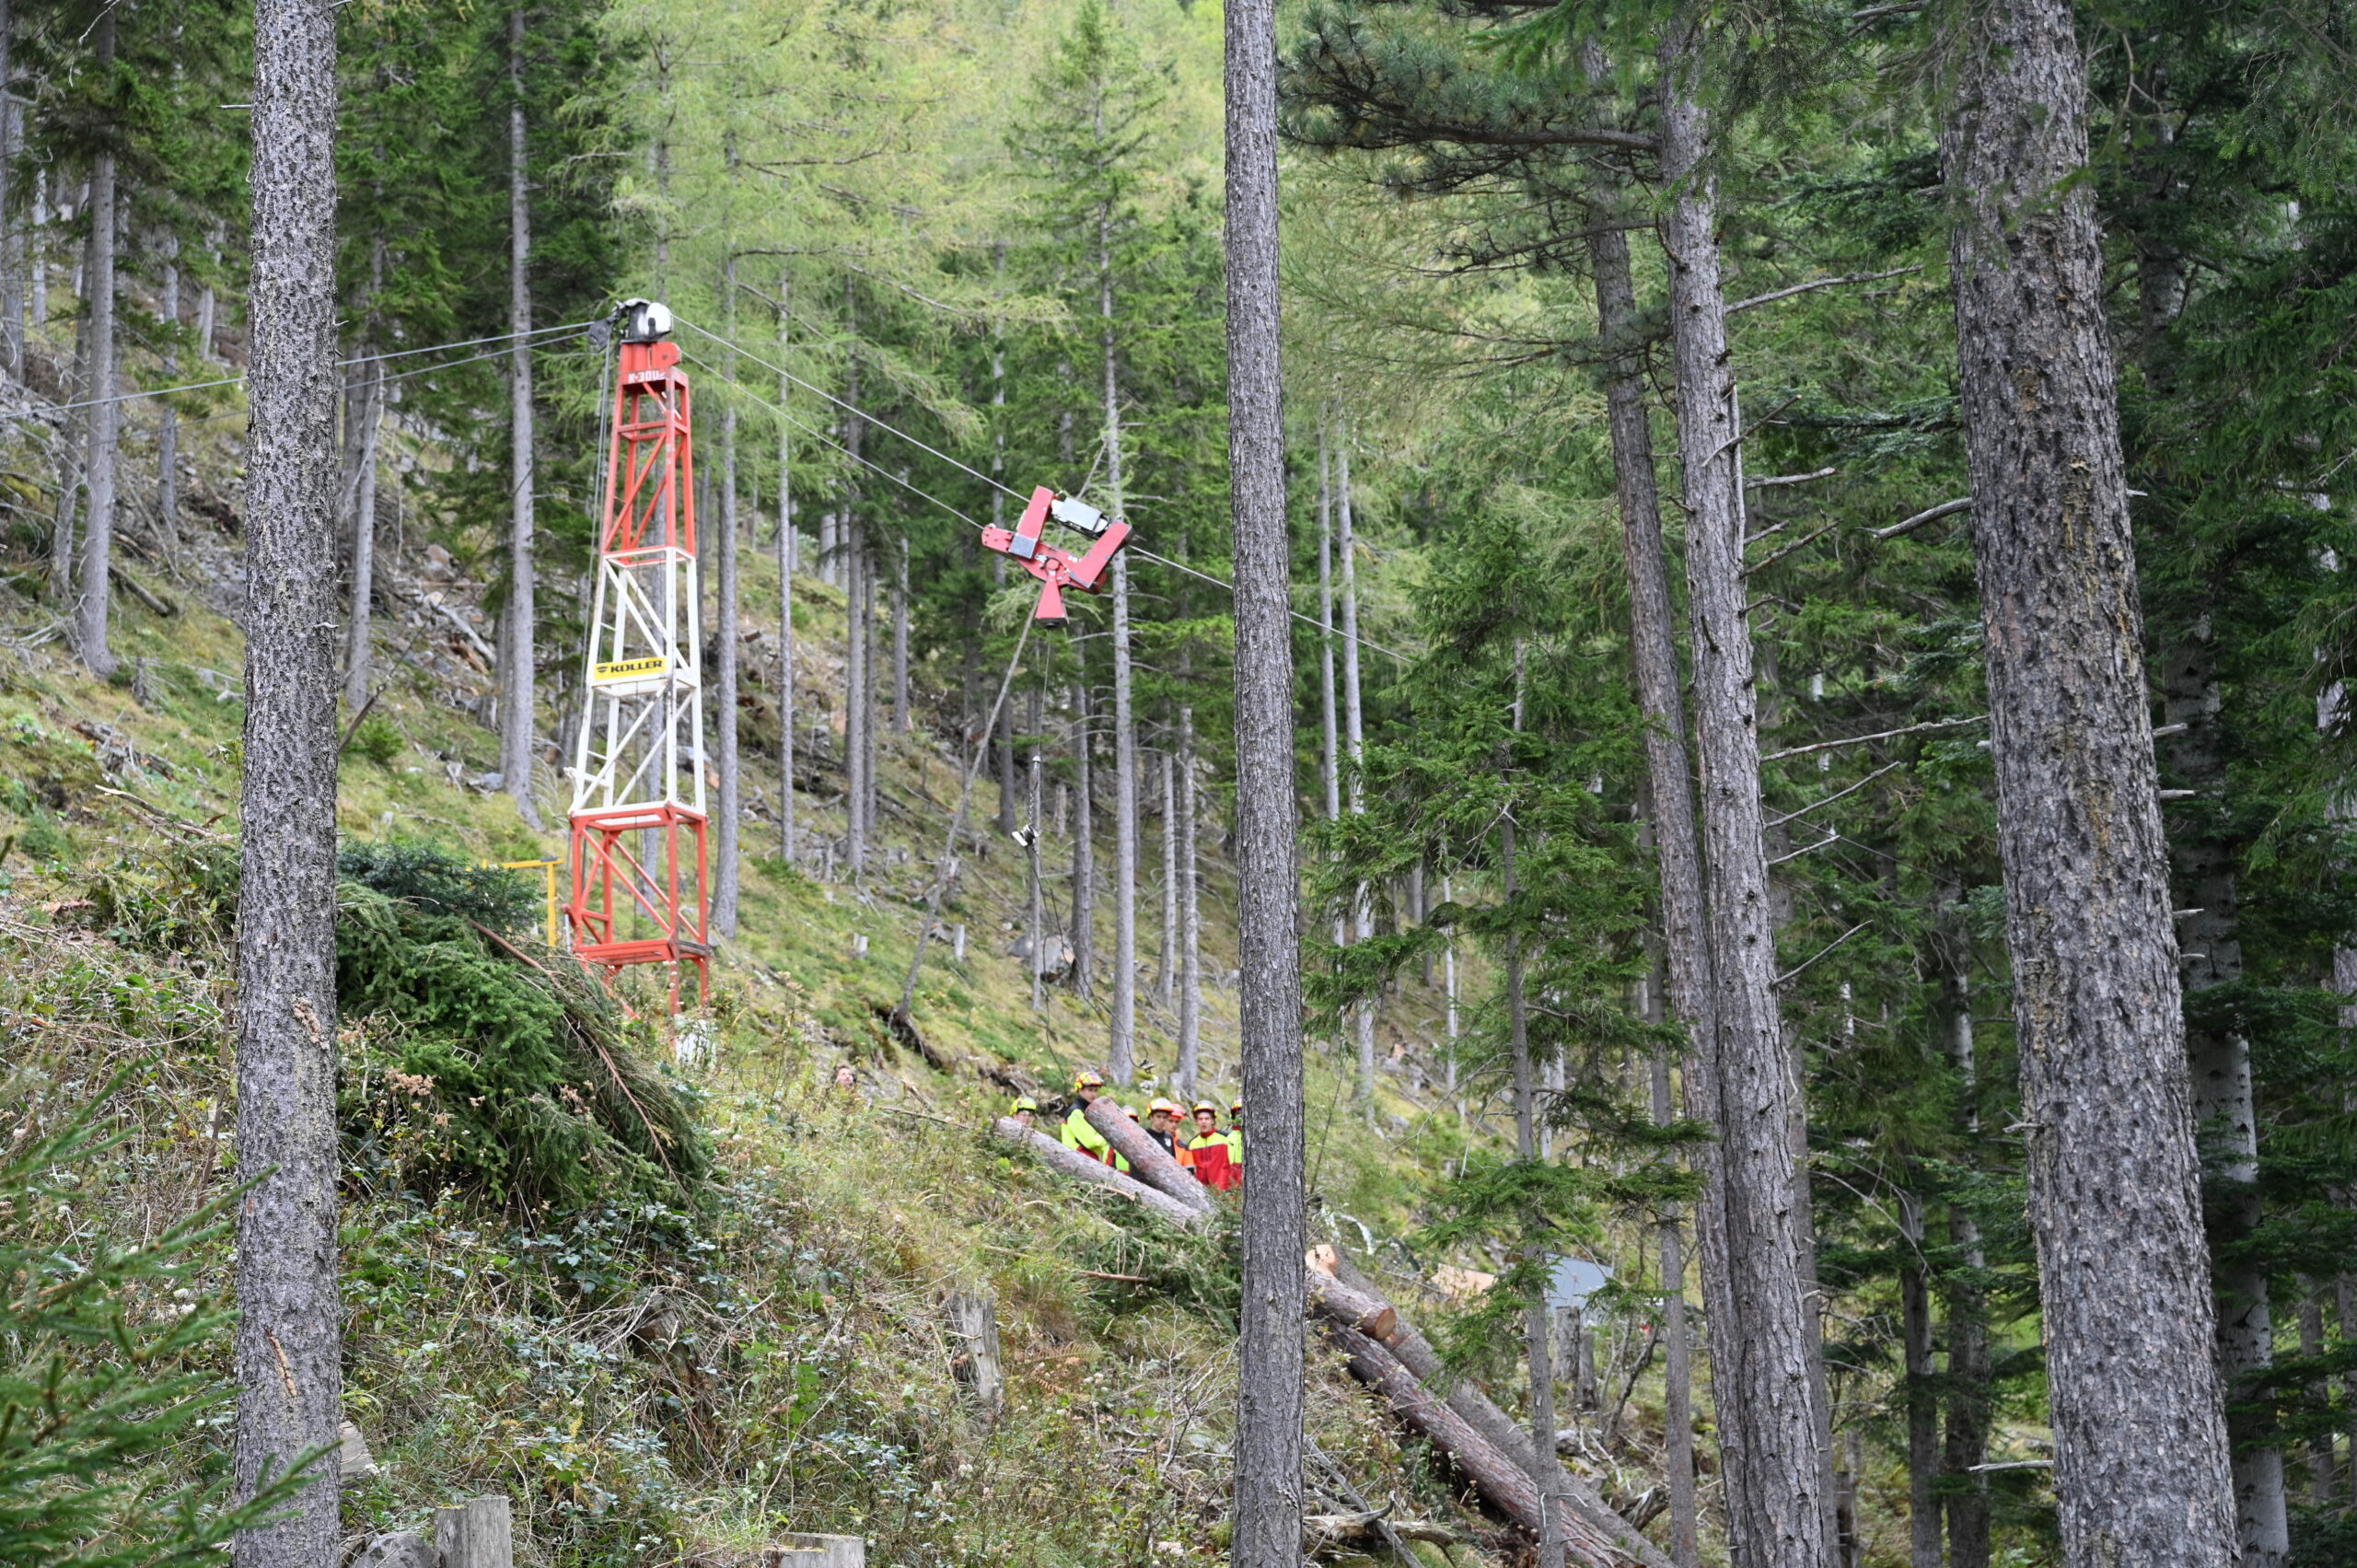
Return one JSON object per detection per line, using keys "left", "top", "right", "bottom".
{"left": 335, "top": 842, "right": 709, "bottom": 1212}
{"left": 0, "top": 1081, "right": 309, "bottom": 1568}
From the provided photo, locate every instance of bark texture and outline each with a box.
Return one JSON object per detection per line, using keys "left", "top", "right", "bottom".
{"left": 236, "top": 0, "right": 343, "bottom": 1557}
{"left": 1594, "top": 204, "right": 1709, "bottom": 1568}
{"left": 1658, "top": 21, "right": 1829, "bottom": 1567}
{"left": 499, "top": 6, "right": 540, "bottom": 826}
{"left": 1225, "top": 0, "right": 1306, "bottom": 1549}
{"left": 75, "top": 13, "right": 119, "bottom": 676}
{"left": 1941, "top": 2, "right": 2237, "bottom": 1562}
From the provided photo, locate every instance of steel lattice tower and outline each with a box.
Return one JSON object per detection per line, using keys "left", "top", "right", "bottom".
{"left": 565, "top": 300, "right": 710, "bottom": 1007}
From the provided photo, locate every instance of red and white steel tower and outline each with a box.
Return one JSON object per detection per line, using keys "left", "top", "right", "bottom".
{"left": 565, "top": 299, "right": 711, "bottom": 1006}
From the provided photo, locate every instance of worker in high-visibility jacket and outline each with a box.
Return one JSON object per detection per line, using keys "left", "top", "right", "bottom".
{"left": 1061, "top": 1072, "right": 1113, "bottom": 1164}
{"left": 1225, "top": 1099, "right": 1245, "bottom": 1182}
{"left": 1145, "top": 1098, "right": 1188, "bottom": 1164}
{"left": 1185, "top": 1100, "right": 1238, "bottom": 1191}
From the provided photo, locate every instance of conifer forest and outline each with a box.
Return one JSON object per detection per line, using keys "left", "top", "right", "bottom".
{"left": 2, "top": 0, "right": 2356, "bottom": 1565}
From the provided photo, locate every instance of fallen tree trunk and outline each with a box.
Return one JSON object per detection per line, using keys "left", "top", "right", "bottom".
{"left": 990, "top": 1118, "right": 1207, "bottom": 1228}
{"left": 1085, "top": 1098, "right": 1215, "bottom": 1214}
{"left": 1327, "top": 1323, "right": 1548, "bottom": 1530}
{"left": 1312, "top": 1249, "right": 1674, "bottom": 1568}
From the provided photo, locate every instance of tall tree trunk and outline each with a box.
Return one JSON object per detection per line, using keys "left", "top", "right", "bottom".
{"left": 0, "top": 0, "right": 17, "bottom": 376}
{"left": 1337, "top": 418, "right": 1375, "bottom": 1108}
{"left": 862, "top": 535, "right": 879, "bottom": 853}
{"left": 235, "top": 0, "right": 343, "bottom": 1555}
{"left": 857, "top": 523, "right": 877, "bottom": 867}
{"left": 892, "top": 535, "right": 909, "bottom": 734}
{"left": 1177, "top": 703, "right": 1201, "bottom": 1097}
{"left": 712, "top": 258, "right": 742, "bottom": 938}
{"left": 1318, "top": 412, "right": 1340, "bottom": 823}
{"left": 993, "top": 245, "right": 1016, "bottom": 836}
{"left": 776, "top": 266, "right": 795, "bottom": 863}
{"left": 2161, "top": 632, "right": 2284, "bottom": 1562}
{"left": 156, "top": 238, "right": 180, "bottom": 569}
{"left": 1504, "top": 812, "right": 1564, "bottom": 1568}
{"left": 1157, "top": 747, "right": 1178, "bottom": 1008}
{"left": 1648, "top": 995, "right": 1699, "bottom": 1568}
{"left": 1028, "top": 676, "right": 1047, "bottom": 1012}
{"left": 1933, "top": 891, "right": 1992, "bottom": 1568}
{"left": 76, "top": 37, "right": 120, "bottom": 676}
{"left": 341, "top": 357, "right": 380, "bottom": 711}
{"left": 1657, "top": 20, "right": 1830, "bottom": 1568}
{"left": 1941, "top": 1, "right": 2236, "bottom": 1562}
{"left": 1071, "top": 657, "right": 1096, "bottom": 997}
{"left": 1900, "top": 1198, "right": 1940, "bottom": 1568}
{"left": 1224, "top": 0, "right": 1307, "bottom": 1543}
{"left": 1104, "top": 206, "right": 1139, "bottom": 1087}
{"left": 501, "top": 5, "right": 541, "bottom": 829}
{"left": 29, "top": 168, "right": 45, "bottom": 332}
{"left": 1588, "top": 132, "right": 1730, "bottom": 1561}
{"left": 49, "top": 266, "right": 88, "bottom": 602}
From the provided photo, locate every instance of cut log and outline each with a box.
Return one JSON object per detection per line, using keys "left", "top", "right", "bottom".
{"left": 1327, "top": 1323, "right": 1543, "bottom": 1528}
{"left": 1311, "top": 1249, "right": 1674, "bottom": 1568}
{"left": 1085, "top": 1098, "right": 1215, "bottom": 1213}
{"left": 990, "top": 1117, "right": 1206, "bottom": 1228}
{"left": 1304, "top": 1263, "right": 1398, "bottom": 1342}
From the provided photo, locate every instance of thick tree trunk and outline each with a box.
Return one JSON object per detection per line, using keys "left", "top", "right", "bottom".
{"left": 776, "top": 268, "right": 795, "bottom": 863}
{"left": 712, "top": 261, "right": 741, "bottom": 938}
{"left": 1657, "top": 21, "right": 1829, "bottom": 1568}
{"left": 235, "top": 0, "right": 343, "bottom": 1556}
{"left": 2160, "top": 632, "right": 2283, "bottom": 1562}
{"left": 1504, "top": 814, "right": 1564, "bottom": 1568}
{"left": 1071, "top": 658, "right": 1096, "bottom": 997}
{"left": 1589, "top": 152, "right": 1726, "bottom": 1566}
{"left": 1337, "top": 423, "right": 1376, "bottom": 1107}
{"left": 1224, "top": 0, "right": 1309, "bottom": 1548}
{"left": 75, "top": 25, "right": 119, "bottom": 676}
{"left": 501, "top": 6, "right": 540, "bottom": 829}
{"left": 1942, "top": 2, "right": 2236, "bottom": 1562}
{"left": 1177, "top": 704, "right": 1201, "bottom": 1095}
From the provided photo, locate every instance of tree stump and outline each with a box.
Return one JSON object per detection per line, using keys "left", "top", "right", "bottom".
{"left": 433, "top": 1495, "right": 513, "bottom": 1568}
{"left": 946, "top": 1290, "right": 1005, "bottom": 1428}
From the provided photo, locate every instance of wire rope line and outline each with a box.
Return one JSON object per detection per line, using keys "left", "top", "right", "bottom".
{"left": 895, "top": 614, "right": 1035, "bottom": 1021}
{"left": 676, "top": 328, "right": 1416, "bottom": 665}
{"left": 0, "top": 318, "right": 601, "bottom": 424}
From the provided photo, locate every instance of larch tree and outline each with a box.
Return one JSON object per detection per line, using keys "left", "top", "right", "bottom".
{"left": 235, "top": 0, "right": 344, "bottom": 1559}
{"left": 500, "top": 0, "right": 541, "bottom": 828}
{"left": 1940, "top": 0, "right": 2237, "bottom": 1562}
{"left": 1224, "top": 0, "right": 1306, "bottom": 1549}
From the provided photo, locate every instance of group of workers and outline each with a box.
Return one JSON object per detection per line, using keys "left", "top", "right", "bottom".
{"left": 1008, "top": 1069, "right": 1244, "bottom": 1192}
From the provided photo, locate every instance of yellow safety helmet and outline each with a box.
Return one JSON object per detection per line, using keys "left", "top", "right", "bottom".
{"left": 1074, "top": 1070, "right": 1106, "bottom": 1091}
{"left": 1124, "top": 1105, "right": 1142, "bottom": 1121}
{"left": 1148, "top": 1097, "right": 1181, "bottom": 1117}
{"left": 1192, "top": 1100, "right": 1219, "bottom": 1116}
{"left": 1229, "top": 1099, "right": 1244, "bottom": 1116}
{"left": 1011, "top": 1096, "right": 1039, "bottom": 1114}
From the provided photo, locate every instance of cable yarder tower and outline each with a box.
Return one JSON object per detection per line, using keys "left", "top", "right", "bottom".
{"left": 566, "top": 299, "right": 711, "bottom": 1006}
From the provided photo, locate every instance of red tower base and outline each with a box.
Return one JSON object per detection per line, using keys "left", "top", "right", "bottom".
{"left": 566, "top": 804, "right": 712, "bottom": 1010}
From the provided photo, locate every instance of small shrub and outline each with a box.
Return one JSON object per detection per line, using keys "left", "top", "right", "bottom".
{"left": 343, "top": 714, "right": 404, "bottom": 767}
{"left": 0, "top": 1075, "right": 314, "bottom": 1567}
